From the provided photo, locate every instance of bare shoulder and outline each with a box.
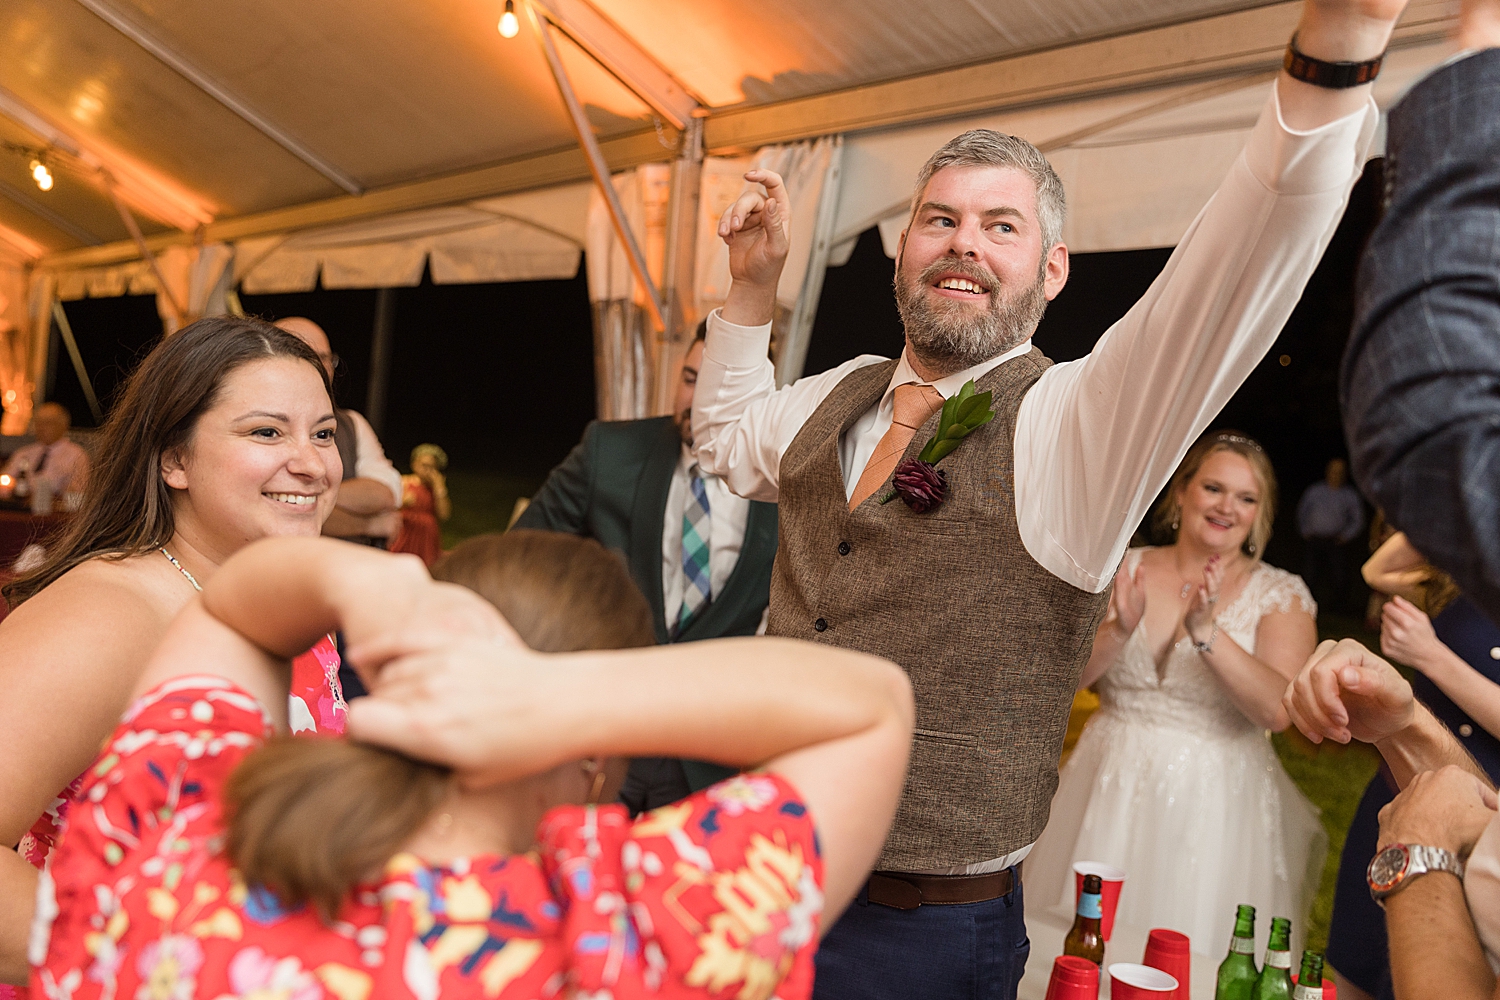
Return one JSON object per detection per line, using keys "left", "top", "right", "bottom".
{"left": 1, "top": 553, "right": 183, "bottom": 655}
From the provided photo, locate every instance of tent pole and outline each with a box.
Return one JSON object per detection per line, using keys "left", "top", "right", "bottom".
{"left": 51, "top": 301, "right": 103, "bottom": 424}
{"left": 656, "top": 116, "right": 703, "bottom": 415}
{"left": 367, "top": 287, "right": 396, "bottom": 436}
{"left": 777, "top": 137, "right": 844, "bottom": 387}
{"left": 103, "top": 178, "right": 186, "bottom": 329}
{"left": 525, "top": 0, "right": 665, "bottom": 333}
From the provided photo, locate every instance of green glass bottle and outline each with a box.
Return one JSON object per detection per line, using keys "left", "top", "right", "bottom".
{"left": 1293, "top": 951, "right": 1325, "bottom": 999}
{"left": 1251, "top": 918, "right": 1294, "bottom": 1000}
{"left": 1215, "top": 904, "right": 1259, "bottom": 1000}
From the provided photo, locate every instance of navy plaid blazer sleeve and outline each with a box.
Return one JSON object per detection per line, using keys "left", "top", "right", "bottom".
{"left": 1342, "top": 49, "right": 1500, "bottom": 620}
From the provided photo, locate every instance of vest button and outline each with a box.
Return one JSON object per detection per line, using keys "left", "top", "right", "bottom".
{"left": 838, "top": 541, "right": 851, "bottom": 556}
{"left": 813, "top": 617, "right": 828, "bottom": 632}
{"left": 1461, "top": 723, "right": 1475, "bottom": 738}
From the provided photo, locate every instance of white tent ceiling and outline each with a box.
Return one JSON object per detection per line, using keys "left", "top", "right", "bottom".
{"left": 0, "top": 0, "right": 1457, "bottom": 266}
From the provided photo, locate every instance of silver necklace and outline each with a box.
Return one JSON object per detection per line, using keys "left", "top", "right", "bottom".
{"left": 160, "top": 547, "right": 202, "bottom": 592}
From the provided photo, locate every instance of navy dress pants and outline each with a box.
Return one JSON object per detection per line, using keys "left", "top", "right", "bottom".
{"left": 813, "top": 868, "right": 1029, "bottom": 1000}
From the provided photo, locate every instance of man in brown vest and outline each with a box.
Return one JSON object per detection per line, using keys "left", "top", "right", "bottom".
{"left": 691, "top": 1, "right": 1404, "bottom": 996}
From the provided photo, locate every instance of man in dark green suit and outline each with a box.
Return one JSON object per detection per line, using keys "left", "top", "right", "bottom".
{"left": 514, "top": 327, "right": 778, "bottom": 810}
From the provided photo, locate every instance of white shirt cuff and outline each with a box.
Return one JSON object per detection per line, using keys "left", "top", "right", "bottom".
{"left": 705, "top": 308, "right": 774, "bottom": 370}
{"left": 1246, "top": 78, "right": 1378, "bottom": 195}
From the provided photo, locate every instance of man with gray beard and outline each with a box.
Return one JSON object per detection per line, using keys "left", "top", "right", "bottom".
{"left": 690, "top": 2, "right": 1403, "bottom": 996}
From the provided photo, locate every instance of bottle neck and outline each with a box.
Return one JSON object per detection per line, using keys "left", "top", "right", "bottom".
{"left": 1265, "top": 949, "right": 1292, "bottom": 970}
{"left": 1293, "top": 984, "right": 1322, "bottom": 1000}
{"left": 1230, "top": 934, "right": 1256, "bottom": 955}
{"left": 1076, "top": 891, "right": 1103, "bottom": 921}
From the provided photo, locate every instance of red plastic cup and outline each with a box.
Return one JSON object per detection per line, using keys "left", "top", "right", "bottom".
{"left": 1292, "top": 974, "right": 1338, "bottom": 1000}
{"left": 1044, "top": 955, "right": 1100, "bottom": 1000}
{"left": 1073, "top": 862, "right": 1126, "bottom": 941}
{"left": 1109, "top": 963, "right": 1180, "bottom": 999}
{"left": 1142, "top": 929, "right": 1190, "bottom": 1000}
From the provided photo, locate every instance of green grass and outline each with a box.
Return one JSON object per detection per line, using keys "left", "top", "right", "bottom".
{"left": 440, "top": 469, "right": 546, "bottom": 550}
{"left": 1270, "top": 611, "right": 1384, "bottom": 955}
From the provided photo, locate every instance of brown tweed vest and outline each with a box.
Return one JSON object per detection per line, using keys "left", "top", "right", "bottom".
{"left": 768, "top": 350, "right": 1110, "bottom": 871}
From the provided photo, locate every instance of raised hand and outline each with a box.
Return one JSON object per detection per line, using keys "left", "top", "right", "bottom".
{"left": 1378, "top": 765, "right": 1499, "bottom": 857}
{"left": 1109, "top": 561, "right": 1147, "bottom": 639}
{"left": 1380, "top": 595, "right": 1443, "bottom": 672}
{"left": 1184, "top": 555, "right": 1223, "bottom": 641}
{"left": 717, "top": 169, "right": 791, "bottom": 326}
{"left": 1283, "top": 637, "right": 1416, "bottom": 744}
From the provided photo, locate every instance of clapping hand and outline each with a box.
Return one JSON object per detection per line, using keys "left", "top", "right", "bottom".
{"left": 1380, "top": 596, "right": 1443, "bottom": 672}
{"left": 1283, "top": 637, "right": 1416, "bottom": 744}
{"left": 1184, "top": 555, "right": 1224, "bottom": 644}
{"left": 1378, "top": 765, "right": 1499, "bottom": 857}
{"left": 1108, "top": 562, "right": 1146, "bottom": 639}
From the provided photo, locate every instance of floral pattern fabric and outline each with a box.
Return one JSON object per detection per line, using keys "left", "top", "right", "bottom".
{"left": 32, "top": 678, "right": 823, "bottom": 1000}
{"left": 6, "top": 641, "right": 344, "bottom": 1000}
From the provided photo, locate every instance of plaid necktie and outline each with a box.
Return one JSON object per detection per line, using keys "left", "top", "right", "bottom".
{"left": 676, "top": 464, "right": 712, "bottom": 636}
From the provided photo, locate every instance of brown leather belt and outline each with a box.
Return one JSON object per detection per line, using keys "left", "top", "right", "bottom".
{"left": 865, "top": 869, "right": 1015, "bottom": 910}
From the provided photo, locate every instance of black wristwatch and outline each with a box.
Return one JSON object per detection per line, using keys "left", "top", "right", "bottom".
{"left": 1283, "top": 34, "right": 1385, "bottom": 89}
{"left": 1367, "top": 843, "right": 1465, "bottom": 905}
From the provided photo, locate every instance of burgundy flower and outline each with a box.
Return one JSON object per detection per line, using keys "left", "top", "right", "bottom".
{"left": 891, "top": 459, "right": 947, "bottom": 513}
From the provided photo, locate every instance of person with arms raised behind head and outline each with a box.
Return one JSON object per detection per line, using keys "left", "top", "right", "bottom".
{"left": 692, "top": 1, "right": 1403, "bottom": 995}
{"left": 1026, "top": 430, "right": 1323, "bottom": 958}
{"left": 0, "top": 317, "right": 350, "bottom": 997}
{"left": 390, "top": 443, "right": 451, "bottom": 567}
{"left": 275, "top": 317, "right": 402, "bottom": 548}
{"left": 30, "top": 532, "right": 913, "bottom": 1000}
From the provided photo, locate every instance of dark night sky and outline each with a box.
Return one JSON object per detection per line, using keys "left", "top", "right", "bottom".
{"left": 45, "top": 158, "right": 1383, "bottom": 574}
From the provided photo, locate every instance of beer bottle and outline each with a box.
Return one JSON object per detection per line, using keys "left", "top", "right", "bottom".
{"left": 1215, "top": 904, "right": 1259, "bottom": 1000}
{"left": 1251, "top": 917, "right": 1294, "bottom": 1000}
{"left": 1063, "top": 873, "right": 1106, "bottom": 965}
{"left": 1292, "top": 951, "right": 1325, "bottom": 1000}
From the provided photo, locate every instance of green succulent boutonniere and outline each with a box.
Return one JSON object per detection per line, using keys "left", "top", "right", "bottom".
{"left": 878, "top": 379, "right": 996, "bottom": 513}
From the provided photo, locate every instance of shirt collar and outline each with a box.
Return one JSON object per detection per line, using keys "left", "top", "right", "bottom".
{"left": 880, "top": 339, "right": 1034, "bottom": 410}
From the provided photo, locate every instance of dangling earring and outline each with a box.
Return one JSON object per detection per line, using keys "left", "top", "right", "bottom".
{"left": 1246, "top": 541, "right": 1257, "bottom": 556}
{"left": 581, "top": 758, "right": 607, "bottom": 806}
{"left": 1171, "top": 510, "right": 1180, "bottom": 533}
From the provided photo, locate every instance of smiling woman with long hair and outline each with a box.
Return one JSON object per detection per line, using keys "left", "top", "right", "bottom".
{"left": 1023, "top": 430, "right": 1324, "bottom": 957}
{"left": 0, "top": 317, "right": 349, "bottom": 992}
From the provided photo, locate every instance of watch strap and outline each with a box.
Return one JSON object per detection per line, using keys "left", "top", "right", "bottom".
{"left": 1283, "top": 34, "right": 1384, "bottom": 89}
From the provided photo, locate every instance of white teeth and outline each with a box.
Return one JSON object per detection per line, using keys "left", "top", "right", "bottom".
{"left": 267, "top": 493, "right": 317, "bottom": 506}
{"left": 937, "top": 277, "right": 985, "bottom": 294}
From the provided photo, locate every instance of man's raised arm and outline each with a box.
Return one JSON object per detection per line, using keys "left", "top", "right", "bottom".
{"left": 1015, "top": 0, "right": 1397, "bottom": 594}
{"left": 692, "top": 169, "right": 886, "bottom": 501}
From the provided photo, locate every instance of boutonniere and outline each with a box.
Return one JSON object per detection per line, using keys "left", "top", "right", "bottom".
{"left": 878, "top": 379, "right": 995, "bottom": 513}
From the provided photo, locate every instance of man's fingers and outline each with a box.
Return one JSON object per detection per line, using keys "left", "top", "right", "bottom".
{"left": 346, "top": 697, "right": 420, "bottom": 753}
{"left": 718, "top": 191, "right": 767, "bottom": 237}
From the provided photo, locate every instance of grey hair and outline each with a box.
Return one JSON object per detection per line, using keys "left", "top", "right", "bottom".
{"left": 910, "top": 130, "right": 1066, "bottom": 251}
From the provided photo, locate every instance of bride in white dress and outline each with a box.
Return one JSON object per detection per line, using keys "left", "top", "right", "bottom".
{"left": 1026, "top": 431, "right": 1326, "bottom": 958}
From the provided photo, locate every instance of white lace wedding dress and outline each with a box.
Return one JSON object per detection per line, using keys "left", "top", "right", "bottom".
{"left": 1025, "top": 549, "right": 1327, "bottom": 958}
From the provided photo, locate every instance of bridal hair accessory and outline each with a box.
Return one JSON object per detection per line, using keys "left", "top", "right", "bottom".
{"left": 879, "top": 379, "right": 995, "bottom": 513}
{"left": 1212, "top": 432, "right": 1263, "bottom": 452}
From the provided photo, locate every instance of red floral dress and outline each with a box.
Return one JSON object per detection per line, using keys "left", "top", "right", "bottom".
{"left": 8, "top": 643, "right": 344, "bottom": 1000}
{"left": 31, "top": 676, "right": 822, "bottom": 1000}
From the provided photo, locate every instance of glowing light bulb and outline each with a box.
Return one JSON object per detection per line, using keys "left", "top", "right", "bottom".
{"left": 499, "top": 0, "right": 519, "bottom": 37}
{"left": 0, "top": 475, "right": 11, "bottom": 488}
{"left": 29, "top": 160, "right": 53, "bottom": 192}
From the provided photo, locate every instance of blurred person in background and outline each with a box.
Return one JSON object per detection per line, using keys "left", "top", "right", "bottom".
{"left": 516, "top": 321, "right": 779, "bottom": 814}
{"left": 1298, "top": 457, "right": 1365, "bottom": 614}
{"left": 0, "top": 403, "right": 88, "bottom": 505}
{"left": 1324, "top": 530, "right": 1500, "bottom": 1000}
{"left": 390, "top": 443, "right": 450, "bottom": 567}
{"left": 275, "top": 317, "right": 401, "bottom": 547}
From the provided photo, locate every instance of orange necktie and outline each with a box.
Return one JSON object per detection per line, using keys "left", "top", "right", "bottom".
{"left": 849, "top": 382, "right": 945, "bottom": 509}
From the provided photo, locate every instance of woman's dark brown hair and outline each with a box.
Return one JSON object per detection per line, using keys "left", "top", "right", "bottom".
{"left": 226, "top": 530, "right": 655, "bottom": 920}
{"left": 3, "top": 316, "right": 329, "bottom": 605}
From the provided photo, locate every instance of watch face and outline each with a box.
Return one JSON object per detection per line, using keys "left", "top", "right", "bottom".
{"left": 1369, "top": 845, "right": 1409, "bottom": 892}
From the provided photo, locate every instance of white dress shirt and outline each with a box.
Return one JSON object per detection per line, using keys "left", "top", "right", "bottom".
{"left": 692, "top": 82, "right": 1377, "bottom": 873}
{"left": 660, "top": 444, "right": 759, "bottom": 635}
{"left": 341, "top": 408, "right": 404, "bottom": 538}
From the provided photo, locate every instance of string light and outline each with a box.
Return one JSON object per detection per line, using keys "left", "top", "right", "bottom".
{"left": 499, "top": 0, "right": 519, "bottom": 37}
{"left": 29, "top": 159, "right": 53, "bottom": 192}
